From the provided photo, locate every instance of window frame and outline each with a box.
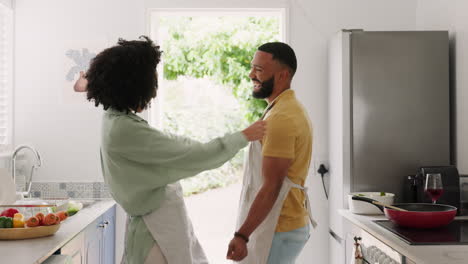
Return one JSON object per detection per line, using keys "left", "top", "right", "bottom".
{"left": 0, "top": 2, "right": 14, "bottom": 152}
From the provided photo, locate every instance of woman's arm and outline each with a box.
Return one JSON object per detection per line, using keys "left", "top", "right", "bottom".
{"left": 106, "top": 117, "right": 265, "bottom": 183}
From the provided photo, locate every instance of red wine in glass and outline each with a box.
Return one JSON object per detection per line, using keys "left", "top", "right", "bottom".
{"left": 425, "top": 173, "right": 443, "bottom": 204}
{"left": 425, "top": 188, "right": 444, "bottom": 203}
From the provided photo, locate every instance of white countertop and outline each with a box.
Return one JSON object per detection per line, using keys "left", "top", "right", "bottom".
{"left": 339, "top": 209, "right": 468, "bottom": 264}
{"left": 0, "top": 199, "right": 116, "bottom": 264}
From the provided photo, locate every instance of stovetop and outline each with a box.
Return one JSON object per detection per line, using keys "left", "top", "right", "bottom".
{"left": 374, "top": 220, "right": 468, "bottom": 245}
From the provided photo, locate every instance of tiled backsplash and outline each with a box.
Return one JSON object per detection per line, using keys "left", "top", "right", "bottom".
{"left": 30, "top": 182, "right": 112, "bottom": 199}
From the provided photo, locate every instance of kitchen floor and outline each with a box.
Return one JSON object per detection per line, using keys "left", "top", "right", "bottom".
{"left": 185, "top": 183, "right": 242, "bottom": 263}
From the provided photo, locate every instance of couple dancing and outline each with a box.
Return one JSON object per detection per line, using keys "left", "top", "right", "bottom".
{"left": 74, "top": 36, "right": 316, "bottom": 264}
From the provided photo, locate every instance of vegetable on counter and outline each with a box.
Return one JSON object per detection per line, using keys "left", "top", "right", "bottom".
{"left": 0, "top": 208, "right": 19, "bottom": 218}
{"left": 35, "top": 212, "right": 45, "bottom": 225}
{"left": 25, "top": 216, "right": 39, "bottom": 227}
{"left": 22, "top": 212, "right": 66, "bottom": 228}
{"left": 43, "top": 213, "right": 57, "bottom": 226}
{"left": 56, "top": 211, "right": 68, "bottom": 221}
{"left": 13, "top": 213, "right": 25, "bottom": 228}
{"left": 0, "top": 216, "right": 13, "bottom": 228}
{"left": 54, "top": 214, "right": 60, "bottom": 224}
{"left": 66, "top": 201, "right": 83, "bottom": 216}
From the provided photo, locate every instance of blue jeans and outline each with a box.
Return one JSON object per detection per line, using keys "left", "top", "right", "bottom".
{"left": 267, "top": 225, "right": 310, "bottom": 264}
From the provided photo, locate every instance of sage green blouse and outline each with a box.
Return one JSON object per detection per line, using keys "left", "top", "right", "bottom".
{"left": 100, "top": 109, "right": 248, "bottom": 263}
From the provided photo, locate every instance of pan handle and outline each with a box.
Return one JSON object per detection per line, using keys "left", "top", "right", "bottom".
{"left": 351, "top": 195, "right": 384, "bottom": 212}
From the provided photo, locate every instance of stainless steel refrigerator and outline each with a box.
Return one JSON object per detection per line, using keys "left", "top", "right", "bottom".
{"left": 328, "top": 30, "right": 451, "bottom": 264}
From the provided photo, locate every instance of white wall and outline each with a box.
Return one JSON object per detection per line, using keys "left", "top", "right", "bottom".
{"left": 14, "top": 0, "right": 417, "bottom": 263}
{"left": 416, "top": 0, "right": 468, "bottom": 174}
{"left": 14, "top": 0, "right": 146, "bottom": 182}
{"left": 0, "top": 0, "right": 12, "bottom": 8}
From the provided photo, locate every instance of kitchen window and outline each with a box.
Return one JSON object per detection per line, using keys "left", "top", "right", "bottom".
{"left": 0, "top": 3, "right": 13, "bottom": 151}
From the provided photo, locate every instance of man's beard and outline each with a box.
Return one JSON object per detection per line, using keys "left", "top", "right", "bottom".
{"left": 252, "top": 76, "right": 274, "bottom": 99}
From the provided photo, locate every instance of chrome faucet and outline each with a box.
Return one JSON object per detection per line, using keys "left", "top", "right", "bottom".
{"left": 11, "top": 145, "right": 42, "bottom": 198}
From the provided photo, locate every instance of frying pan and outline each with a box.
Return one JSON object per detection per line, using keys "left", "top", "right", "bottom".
{"left": 352, "top": 196, "right": 457, "bottom": 229}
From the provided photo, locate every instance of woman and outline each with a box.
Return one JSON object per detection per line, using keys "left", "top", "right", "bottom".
{"left": 74, "top": 36, "right": 266, "bottom": 263}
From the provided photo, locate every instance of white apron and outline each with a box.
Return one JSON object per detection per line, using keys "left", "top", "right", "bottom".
{"left": 142, "top": 182, "right": 208, "bottom": 264}
{"left": 235, "top": 141, "right": 318, "bottom": 264}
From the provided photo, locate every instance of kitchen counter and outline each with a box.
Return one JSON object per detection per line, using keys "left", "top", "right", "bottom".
{"left": 339, "top": 209, "right": 468, "bottom": 264}
{"left": 0, "top": 199, "right": 116, "bottom": 264}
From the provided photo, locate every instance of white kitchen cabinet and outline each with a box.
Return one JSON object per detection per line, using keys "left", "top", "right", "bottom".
{"left": 329, "top": 233, "right": 345, "bottom": 264}
{"left": 84, "top": 217, "right": 103, "bottom": 264}
{"left": 60, "top": 232, "right": 85, "bottom": 264}
{"left": 84, "top": 205, "right": 116, "bottom": 264}
{"left": 343, "top": 218, "right": 414, "bottom": 264}
{"left": 57, "top": 205, "right": 116, "bottom": 264}
{"left": 101, "top": 206, "right": 116, "bottom": 264}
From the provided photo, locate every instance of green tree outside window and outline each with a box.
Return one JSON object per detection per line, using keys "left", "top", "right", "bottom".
{"left": 158, "top": 16, "right": 280, "bottom": 195}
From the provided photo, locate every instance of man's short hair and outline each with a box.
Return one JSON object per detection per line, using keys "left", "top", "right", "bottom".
{"left": 258, "top": 42, "right": 297, "bottom": 76}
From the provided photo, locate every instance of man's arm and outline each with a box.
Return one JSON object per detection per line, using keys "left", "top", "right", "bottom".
{"left": 237, "top": 156, "right": 291, "bottom": 236}
{"left": 226, "top": 155, "right": 291, "bottom": 261}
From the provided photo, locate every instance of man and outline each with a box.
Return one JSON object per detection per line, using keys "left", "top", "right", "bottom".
{"left": 226, "top": 42, "right": 317, "bottom": 264}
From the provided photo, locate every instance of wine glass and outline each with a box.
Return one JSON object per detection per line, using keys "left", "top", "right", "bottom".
{"left": 425, "top": 173, "right": 443, "bottom": 204}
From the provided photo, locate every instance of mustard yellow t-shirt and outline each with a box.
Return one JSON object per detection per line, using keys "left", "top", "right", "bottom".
{"left": 262, "top": 89, "right": 313, "bottom": 232}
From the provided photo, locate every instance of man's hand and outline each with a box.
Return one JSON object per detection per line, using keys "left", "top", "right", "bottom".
{"left": 226, "top": 237, "right": 248, "bottom": 261}
{"left": 73, "top": 71, "right": 88, "bottom": 92}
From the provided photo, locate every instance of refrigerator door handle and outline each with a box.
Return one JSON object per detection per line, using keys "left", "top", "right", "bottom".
{"left": 329, "top": 228, "right": 343, "bottom": 244}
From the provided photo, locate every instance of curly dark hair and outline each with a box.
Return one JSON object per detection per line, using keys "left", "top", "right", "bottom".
{"left": 86, "top": 36, "right": 162, "bottom": 112}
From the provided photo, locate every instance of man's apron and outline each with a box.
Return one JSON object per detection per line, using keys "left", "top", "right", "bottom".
{"left": 142, "top": 182, "right": 208, "bottom": 264}
{"left": 235, "top": 140, "right": 318, "bottom": 264}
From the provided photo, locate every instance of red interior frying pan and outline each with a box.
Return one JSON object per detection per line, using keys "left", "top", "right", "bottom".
{"left": 352, "top": 196, "right": 457, "bottom": 229}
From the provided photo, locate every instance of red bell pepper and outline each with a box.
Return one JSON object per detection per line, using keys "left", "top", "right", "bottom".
{"left": 0, "top": 208, "right": 19, "bottom": 218}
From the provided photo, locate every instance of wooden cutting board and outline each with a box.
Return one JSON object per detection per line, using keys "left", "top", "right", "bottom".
{"left": 0, "top": 224, "right": 60, "bottom": 240}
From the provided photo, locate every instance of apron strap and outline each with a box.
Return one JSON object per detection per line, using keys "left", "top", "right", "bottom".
{"left": 285, "top": 178, "right": 318, "bottom": 229}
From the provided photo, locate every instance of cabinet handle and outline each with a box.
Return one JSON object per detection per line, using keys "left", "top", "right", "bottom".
{"left": 329, "top": 229, "right": 343, "bottom": 243}
{"left": 99, "top": 220, "right": 110, "bottom": 228}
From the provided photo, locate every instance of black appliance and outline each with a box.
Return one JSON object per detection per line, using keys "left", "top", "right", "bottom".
{"left": 375, "top": 219, "right": 468, "bottom": 245}
{"left": 404, "top": 166, "right": 461, "bottom": 215}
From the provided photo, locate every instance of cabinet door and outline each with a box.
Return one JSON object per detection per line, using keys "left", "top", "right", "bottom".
{"left": 329, "top": 233, "right": 345, "bottom": 264}
{"left": 101, "top": 206, "right": 116, "bottom": 264}
{"left": 345, "top": 233, "right": 358, "bottom": 264}
{"left": 85, "top": 216, "right": 104, "bottom": 264}
{"left": 61, "top": 232, "right": 85, "bottom": 264}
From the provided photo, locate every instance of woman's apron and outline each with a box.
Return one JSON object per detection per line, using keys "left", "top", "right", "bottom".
{"left": 142, "top": 182, "right": 208, "bottom": 264}
{"left": 235, "top": 140, "right": 318, "bottom": 264}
